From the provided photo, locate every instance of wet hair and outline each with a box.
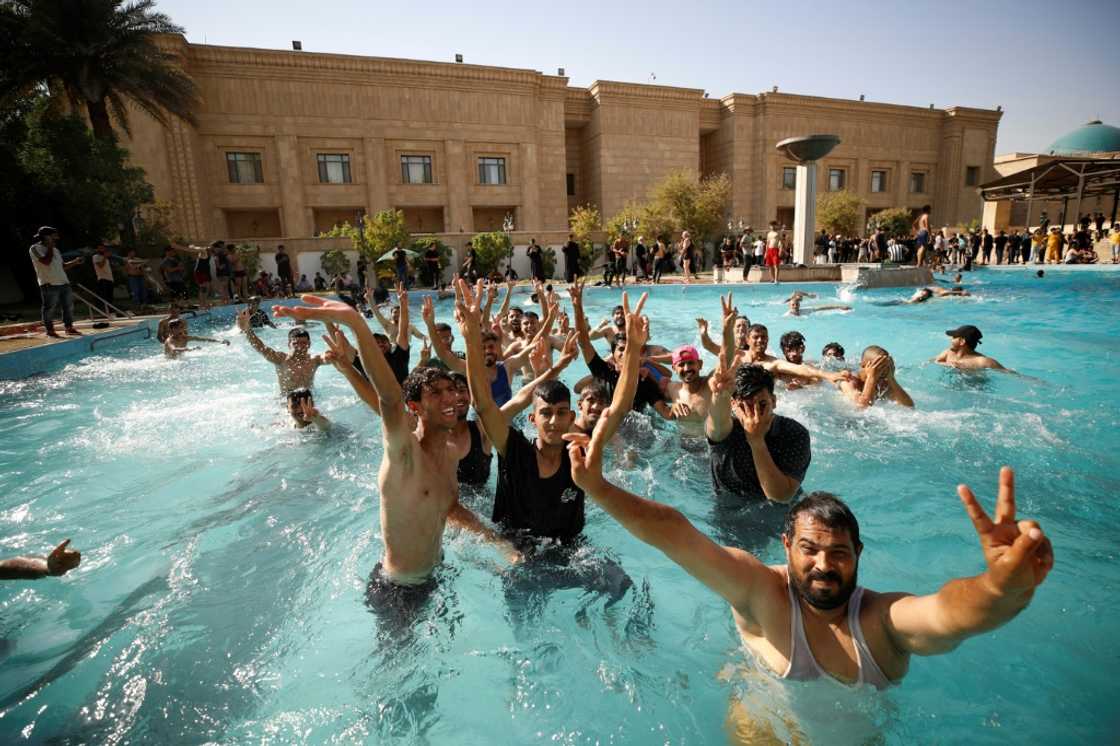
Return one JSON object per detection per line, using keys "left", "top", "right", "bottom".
{"left": 523, "top": 310, "right": 539, "bottom": 320}
{"left": 579, "top": 380, "right": 611, "bottom": 403}
{"left": 612, "top": 305, "right": 624, "bottom": 314}
{"left": 822, "top": 342, "right": 845, "bottom": 358}
{"left": 288, "top": 327, "right": 310, "bottom": 341}
{"left": 748, "top": 323, "right": 768, "bottom": 336}
{"left": 449, "top": 372, "right": 468, "bottom": 388}
{"left": 533, "top": 378, "right": 571, "bottom": 406}
{"left": 783, "top": 491, "right": 862, "bottom": 550}
{"left": 861, "top": 345, "right": 888, "bottom": 363}
{"left": 734, "top": 315, "right": 751, "bottom": 326}
{"left": 372, "top": 332, "right": 390, "bottom": 345}
{"left": 434, "top": 322, "right": 453, "bottom": 334}
{"left": 731, "top": 364, "right": 775, "bottom": 400}
{"left": 509, "top": 307, "right": 523, "bottom": 315}
{"left": 1036, "top": 270, "right": 1045, "bottom": 278}
{"left": 287, "top": 387, "right": 312, "bottom": 405}
{"left": 780, "top": 331, "right": 806, "bottom": 350}
{"left": 609, "top": 331, "right": 628, "bottom": 354}
{"left": 167, "top": 318, "right": 184, "bottom": 332}
{"left": 480, "top": 330, "right": 500, "bottom": 345}
{"left": 401, "top": 366, "right": 453, "bottom": 403}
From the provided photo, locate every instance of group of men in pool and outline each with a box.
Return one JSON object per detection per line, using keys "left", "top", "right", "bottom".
{"left": 188, "top": 275, "right": 1050, "bottom": 712}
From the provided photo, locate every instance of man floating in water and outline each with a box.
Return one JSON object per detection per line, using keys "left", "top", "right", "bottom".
{"left": 934, "top": 325, "right": 1011, "bottom": 372}
{"left": 163, "top": 318, "right": 229, "bottom": 358}
{"left": 785, "top": 291, "right": 852, "bottom": 316}
{"left": 0, "top": 539, "right": 81, "bottom": 580}
{"left": 566, "top": 416, "right": 1052, "bottom": 723}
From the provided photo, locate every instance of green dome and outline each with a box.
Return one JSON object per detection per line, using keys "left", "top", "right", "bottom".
{"left": 1047, "top": 120, "right": 1120, "bottom": 156}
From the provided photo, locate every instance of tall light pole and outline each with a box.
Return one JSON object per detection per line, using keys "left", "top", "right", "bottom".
{"left": 776, "top": 135, "right": 840, "bottom": 265}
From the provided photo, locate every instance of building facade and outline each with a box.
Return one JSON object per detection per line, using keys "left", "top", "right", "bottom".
{"left": 126, "top": 36, "right": 1001, "bottom": 243}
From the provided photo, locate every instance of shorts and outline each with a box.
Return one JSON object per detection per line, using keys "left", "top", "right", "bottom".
{"left": 764, "top": 248, "right": 781, "bottom": 267}
{"left": 193, "top": 271, "right": 210, "bottom": 284}
{"left": 365, "top": 562, "right": 438, "bottom": 638}
{"left": 916, "top": 229, "right": 930, "bottom": 248}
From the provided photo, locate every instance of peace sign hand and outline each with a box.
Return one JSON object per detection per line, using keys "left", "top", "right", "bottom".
{"left": 563, "top": 405, "right": 611, "bottom": 492}
{"left": 621, "top": 291, "right": 649, "bottom": 347}
{"left": 321, "top": 322, "right": 356, "bottom": 367}
{"left": 719, "top": 292, "right": 736, "bottom": 335}
{"left": 47, "top": 539, "right": 81, "bottom": 576}
{"left": 959, "top": 467, "right": 1054, "bottom": 598}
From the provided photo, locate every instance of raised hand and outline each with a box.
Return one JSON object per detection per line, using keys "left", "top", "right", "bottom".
{"left": 396, "top": 281, "right": 408, "bottom": 306}
{"left": 568, "top": 278, "right": 584, "bottom": 306}
{"left": 736, "top": 397, "right": 774, "bottom": 443}
{"left": 419, "top": 337, "right": 432, "bottom": 365}
{"left": 621, "top": 291, "right": 649, "bottom": 347}
{"left": 696, "top": 317, "right": 710, "bottom": 336}
{"left": 958, "top": 467, "right": 1053, "bottom": 597}
{"left": 528, "top": 335, "right": 551, "bottom": 376}
{"left": 321, "top": 322, "right": 356, "bottom": 367}
{"left": 708, "top": 349, "right": 740, "bottom": 396}
{"left": 720, "top": 291, "right": 736, "bottom": 334}
{"left": 453, "top": 277, "right": 484, "bottom": 333}
{"left": 300, "top": 398, "right": 321, "bottom": 421}
{"left": 236, "top": 308, "right": 251, "bottom": 332}
{"left": 421, "top": 296, "right": 436, "bottom": 327}
{"left": 274, "top": 295, "right": 361, "bottom": 325}
{"left": 555, "top": 331, "right": 579, "bottom": 369}
{"left": 46, "top": 539, "right": 80, "bottom": 576}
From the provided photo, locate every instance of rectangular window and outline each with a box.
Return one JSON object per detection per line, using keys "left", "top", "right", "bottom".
{"left": 226, "top": 152, "right": 263, "bottom": 184}
{"left": 965, "top": 165, "right": 980, "bottom": 186}
{"left": 478, "top": 157, "right": 507, "bottom": 185}
{"left": 870, "top": 170, "right": 887, "bottom": 193}
{"left": 828, "top": 168, "right": 846, "bottom": 191}
{"left": 566, "top": 173, "right": 576, "bottom": 196}
{"left": 316, "top": 153, "right": 352, "bottom": 184}
{"left": 782, "top": 166, "right": 796, "bottom": 190}
{"left": 909, "top": 171, "right": 927, "bottom": 193}
{"left": 400, "top": 155, "right": 433, "bottom": 184}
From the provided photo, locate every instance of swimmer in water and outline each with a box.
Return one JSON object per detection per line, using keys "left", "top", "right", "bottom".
{"left": 934, "top": 325, "right": 1012, "bottom": 372}
{"left": 835, "top": 346, "right": 915, "bottom": 408}
{"left": 275, "top": 294, "right": 518, "bottom": 598}
{"left": 246, "top": 296, "right": 276, "bottom": 328}
{"left": 162, "top": 318, "right": 229, "bottom": 358}
{"left": 698, "top": 313, "right": 751, "bottom": 358}
{"left": 238, "top": 309, "right": 324, "bottom": 394}
{"left": 566, "top": 424, "right": 1053, "bottom": 702}
{"left": 821, "top": 342, "right": 846, "bottom": 362}
{"left": 785, "top": 291, "right": 852, "bottom": 316}
{"left": 286, "top": 387, "right": 330, "bottom": 430}
{"left": 765, "top": 331, "right": 852, "bottom": 390}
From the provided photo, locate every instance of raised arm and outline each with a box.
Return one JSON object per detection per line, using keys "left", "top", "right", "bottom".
{"left": 565, "top": 412, "right": 779, "bottom": 615}
{"left": 568, "top": 280, "right": 599, "bottom": 364}
{"left": 274, "top": 297, "right": 410, "bottom": 447}
{"left": 696, "top": 317, "right": 721, "bottom": 356}
{"left": 322, "top": 322, "right": 382, "bottom": 415}
{"left": 0, "top": 539, "right": 81, "bottom": 580}
{"left": 236, "top": 310, "right": 285, "bottom": 364}
{"left": 421, "top": 296, "right": 466, "bottom": 374}
{"left": 480, "top": 281, "right": 498, "bottom": 326}
{"left": 456, "top": 279, "right": 510, "bottom": 455}
{"left": 883, "top": 468, "right": 1052, "bottom": 655}
{"left": 705, "top": 293, "right": 739, "bottom": 441}
{"left": 502, "top": 332, "right": 578, "bottom": 419}
{"left": 597, "top": 291, "right": 648, "bottom": 441}
{"left": 394, "top": 283, "right": 411, "bottom": 351}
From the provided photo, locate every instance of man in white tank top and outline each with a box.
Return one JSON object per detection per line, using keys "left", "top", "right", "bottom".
{"left": 565, "top": 398, "right": 1053, "bottom": 708}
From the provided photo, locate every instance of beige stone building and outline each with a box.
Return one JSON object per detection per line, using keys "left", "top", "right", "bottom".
{"left": 126, "top": 35, "right": 1001, "bottom": 244}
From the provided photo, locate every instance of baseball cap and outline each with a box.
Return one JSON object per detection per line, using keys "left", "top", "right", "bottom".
{"left": 672, "top": 345, "right": 700, "bottom": 365}
{"left": 946, "top": 325, "right": 982, "bottom": 347}
{"left": 36, "top": 226, "right": 58, "bottom": 238}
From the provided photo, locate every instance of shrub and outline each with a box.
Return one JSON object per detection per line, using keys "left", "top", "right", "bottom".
{"left": 470, "top": 231, "right": 513, "bottom": 276}
{"left": 235, "top": 244, "right": 260, "bottom": 275}
{"left": 868, "top": 207, "right": 913, "bottom": 238}
{"left": 816, "top": 190, "right": 866, "bottom": 236}
{"left": 321, "top": 249, "right": 351, "bottom": 278}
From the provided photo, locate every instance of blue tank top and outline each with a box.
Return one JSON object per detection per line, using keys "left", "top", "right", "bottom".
{"left": 491, "top": 363, "right": 512, "bottom": 407}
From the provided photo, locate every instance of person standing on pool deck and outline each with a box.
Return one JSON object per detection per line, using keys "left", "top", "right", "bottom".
{"left": 237, "top": 309, "right": 325, "bottom": 394}
{"left": 912, "top": 205, "right": 931, "bottom": 266}
{"left": 28, "top": 226, "right": 85, "bottom": 338}
{"left": 934, "top": 325, "right": 1011, "bottom": 372}
{"left": 764, "top": 222, "right": 782, "bottom": 283}
{"left": 274, "top": 245, "right": 294, "bottom": 295}
{"left": 273, "top": 295, "right": 518, "bottom": 599}
{"left": 565, "top": 421, "right": 1053, "bottom": 706}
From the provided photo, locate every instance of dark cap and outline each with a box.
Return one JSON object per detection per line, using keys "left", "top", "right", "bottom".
{"left": 36, "top": 225, "right": 59, "bottom": 238}
{"left": 946, "top": 325, "right": 982, "bottom": 347}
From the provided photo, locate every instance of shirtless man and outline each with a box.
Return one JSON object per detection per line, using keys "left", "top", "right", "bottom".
{"left": 565, "top": 422, "right": 1053, "bottom": 735}
{"left": 238, "top": 310, "right": 324, "bottom": 394}
{"left": 913, "top": 204, "right": 931, "bottom": 266}
{"left": 934, "top": 325, "right": 1010, "bottom": 372}
{"left": 654, "top": 345, "right": 712, "bottom": 437}
{"left": 836, "top": 346, "right": 915, "bottom": 408}
{"left": 286, "top": 387, "right": 331, "bottom": 430}
{"left": 163, "top": 318, "right": 229, "bottom": 358}
{"left": 768, "top": 330, "right": 850, "bottom": 390}
{"left": 904, "top": 285, "right": 970, "bottom": 305}
{"left": 785, "top": 291, "right": 852, "bottom": 316}
{"left": 699, "top": 314, "right": 750, "bottom": 358}
{"left": 273, "top": 295, "right": 516, "bottom": 614}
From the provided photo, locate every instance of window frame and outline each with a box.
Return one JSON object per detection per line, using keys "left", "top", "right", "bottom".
{"left": 781, "top": 166, "right": 797, "bottom": 190}
{"left": 909, "top": 170, "right": 928, "bottom": 194}
{"left": 400, "top": 154, "right": 434, "bottom": 185}
{"left": 870, "top": 170, "right": 887, "bottom": 193}
{"left": 226, "top": 151, "right": 264, "bottom": 185}
{"left": 828, "top": 168, "right": 847, "bottom": 192}
{"left": 965, "top": 165, "right": 980, "bottom": 187}
{"left": 478, "top": 156, "right": 507, "bottom": 186}
{"left": 316, "top": 153, "right": 352, "bottom": 185}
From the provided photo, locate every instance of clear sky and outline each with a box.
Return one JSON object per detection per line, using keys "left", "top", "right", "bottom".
{"left": 161, "top": 0, "right": 1119, "bottom": 155}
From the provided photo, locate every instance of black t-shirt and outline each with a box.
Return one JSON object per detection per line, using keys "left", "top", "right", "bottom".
{"left": 587, "top": 353, "right": 665, "bottom": 413}
{"left": 563, "top": 241, "right": 580, "bottom": 261}
{"left": 493, "top": 427, "right": 584, "bottom": 542}
{"left": 386, "top": 344, "right": 410, "bottom": 384}
{"left": 708, "top": 417, "right": 811, "bottom": 502}
{"left": 276, "top": 253, "right": 291, "bottom": 275}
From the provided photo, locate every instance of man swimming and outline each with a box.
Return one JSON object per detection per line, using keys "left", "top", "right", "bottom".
{"left": 934, "top": 325, "right": 1011, "bottom": 372}
{"left": 163, "top": 318, "right": 229, "bottom": 358}
{"left": 766, "top": 330, "right": 851, "bottom": 390}
{"left": 274, "top": 295, "right": 517, "bottom": 605}
{"left": 785, "top": 291, "right": 852, "bottom": 316}
{"left": 238, "top": 309, "right": 324, "bottom": 394}
{"left": 566, "top": 422, "right": 1053, "bottom": 709}
{"left": 286, "top": 387, "right": 330, "bottom": 430}
{"left": 836, "top": 346, "right": 915, "bottom": 408}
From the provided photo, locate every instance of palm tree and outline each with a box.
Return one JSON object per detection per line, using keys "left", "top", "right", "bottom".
{"left": 0, "top": 0, "right": 200, "bottom": 142}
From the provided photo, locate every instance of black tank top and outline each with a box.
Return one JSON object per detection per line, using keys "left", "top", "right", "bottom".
{"left": 457, "top": 420, "right": 492, "bottom": 486}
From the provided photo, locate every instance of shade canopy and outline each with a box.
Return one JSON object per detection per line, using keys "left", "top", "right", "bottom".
{"left": 979, "top": 158, "right": 1120, "bottom": 202}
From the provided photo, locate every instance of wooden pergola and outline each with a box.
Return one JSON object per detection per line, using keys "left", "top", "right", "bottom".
{"left": 979, "top": 157, "right": 1120, "bottom": 229}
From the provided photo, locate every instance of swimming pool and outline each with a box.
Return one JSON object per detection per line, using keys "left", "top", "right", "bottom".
{"left": 1, "top": 268, "right": 1117, "bottom": 743}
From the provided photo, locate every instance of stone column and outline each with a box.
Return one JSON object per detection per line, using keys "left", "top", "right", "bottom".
{"left": 896, "top": 159, "right": 911, "bottom": 213}
{"left": 519, "top": 142, "right": 541, "bottom": 232}
{"left": 363, "top": 136, "right": 389, "bottom": 215}
{"left": 274, "top": 135, "right": 310, "bottom": 237}
{"left": 793, "top": 163, "right": 817, "bottom": 265}
{"left": 445, "top": 139, "right": 472, "bottom": 233}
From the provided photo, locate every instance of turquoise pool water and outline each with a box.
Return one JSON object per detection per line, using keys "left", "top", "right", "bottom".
{"left": 1, "top": 268, "right": 1117, "bottom": 743}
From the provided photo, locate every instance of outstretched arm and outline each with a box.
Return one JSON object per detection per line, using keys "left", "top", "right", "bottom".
{"left": 568, "top": 280, "right": 599, "bottom": 364}
{"left": 0, "top": 539, "right": 81, "bottom": 580}
{"left": 565, "top": 414, "right": 779, "bottom": 616}
{"left": 884, "top": 468, "right": 1052, "bottom": 655}
{"left": 446, "top": 502, "right": 521, "bottom": 563}
{"left": 457, "top": 279, "right": 510, "bottom": 455}
{"left": 696, "top": 318, "right": 720, "bottom": 355}
{"left": 395, "top": 283, "right": 411, "bottom": 351}
{"left": 368, "top": 300, "right": 396, "bottom": 337}
{"left": 323, "top": 322, "right": 382, "bottom": 414}
{"left": 502, "top": 333, "right": 579, "bottom": 419}
{"left": 421, "top": 296, "right": 466, "bottom": 374}
{"left": 236, "top": 310, "right": 284, "bottom": 363}
{"left": 597, "top": 292, "right": 648, "bottom": 441}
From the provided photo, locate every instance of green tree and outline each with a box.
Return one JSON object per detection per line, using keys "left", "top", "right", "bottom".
{"left": 0, "top": 0, "right": 201, "bottom": 142}
{"left": 320, "top": 249, "right": 351, "bottom": 278}
{"left": 321, "top": 208, "right": 411, "bottom": 261}
{"left": 816, "top": 190, "right": 866, "bottom": 236}
{"left": 868, "top": 207, "right": 913, "bottom": 238}
{"left": 470, "top": 231, "right": 512, "bottom": 277}
{"left": 648, "top": 169, "right": 732, "bottom": 243}
{"left": 568, "top": 204, "right": 602, "bottom": 270}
